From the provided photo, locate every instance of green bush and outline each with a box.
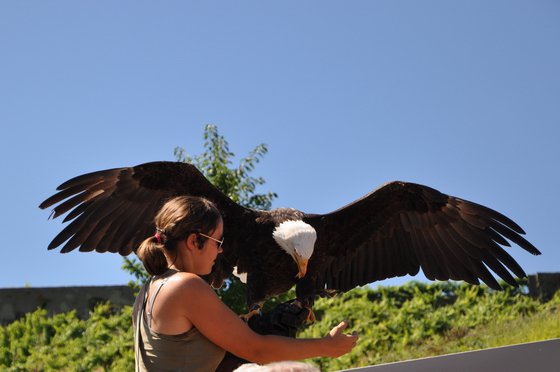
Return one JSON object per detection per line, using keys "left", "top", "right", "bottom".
{"left": 299, "top": 281, "right": 559, "bottom": 371}
{"left": 1, "top": 303, "right": 133, "bottom": 371}
{"left": 2, "top": 281, "right": 558, "bottom": 371}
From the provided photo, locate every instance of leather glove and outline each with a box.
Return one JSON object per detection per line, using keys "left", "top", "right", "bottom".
{"left": 248, "top": 299, "right": 310, "bottom": 338}
{"left": 215, "top": 299, "right": 310, "bottom": 372}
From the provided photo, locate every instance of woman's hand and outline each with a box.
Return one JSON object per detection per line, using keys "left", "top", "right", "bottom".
{"left": 323, "top": 320, "right": 358, "bottom": 357}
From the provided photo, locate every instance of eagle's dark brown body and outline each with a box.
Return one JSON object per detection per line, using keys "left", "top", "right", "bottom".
{"left": 40, "top": 161, "right": 541, "bottom": 310}
{"left": 229, "top": 208, "right": 306, "bottom": 305}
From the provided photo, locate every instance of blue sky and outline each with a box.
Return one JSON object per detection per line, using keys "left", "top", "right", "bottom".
{"left": 1, "top": 1, "right": 558, "bottom": 289}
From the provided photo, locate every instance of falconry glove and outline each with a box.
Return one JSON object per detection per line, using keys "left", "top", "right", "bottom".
{"left": 216, "top": 300, "right": 311, "bottom": 372}
{"left": 248, "top": 299, "right": 311, "bottom": 338}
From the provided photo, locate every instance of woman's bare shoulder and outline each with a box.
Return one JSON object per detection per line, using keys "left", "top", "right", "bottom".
{"left": 168, "top": 272, "right": 214, "bottom": 294}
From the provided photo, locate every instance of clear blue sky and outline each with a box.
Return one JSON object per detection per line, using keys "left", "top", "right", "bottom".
{"left": 1, "top": 1, "right": 558, "bottom": 288}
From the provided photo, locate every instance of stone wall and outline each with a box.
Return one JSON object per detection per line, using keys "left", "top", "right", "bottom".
{"left": 0, "top": 285, "right": 135, "bottom": 325}
{"left": 1, "top": 272, "right": 559, "bottom": 325}
{"left": 528, "top": 272, "right": 560, "bottom": 301}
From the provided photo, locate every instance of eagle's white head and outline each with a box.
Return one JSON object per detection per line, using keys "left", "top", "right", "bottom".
{"left": 272, "top": 220, "right": 317, "bottom": 279}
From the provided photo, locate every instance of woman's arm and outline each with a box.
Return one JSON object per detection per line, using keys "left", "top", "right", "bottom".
{"left": 179, "top": 274, "right": 358, "bottom": 364}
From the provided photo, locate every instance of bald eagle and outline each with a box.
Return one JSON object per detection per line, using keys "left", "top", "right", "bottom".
{"left": 39, "top": 161, "right": 540, "bottom": 316}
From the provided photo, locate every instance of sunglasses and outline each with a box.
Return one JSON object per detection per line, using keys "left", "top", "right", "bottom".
{"left": 198, "top": 232, "right": 224, "bottom": 249}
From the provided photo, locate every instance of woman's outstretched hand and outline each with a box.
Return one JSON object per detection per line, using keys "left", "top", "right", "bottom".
{"left": 323, "top": 320, "right": 358, "bottom": 357}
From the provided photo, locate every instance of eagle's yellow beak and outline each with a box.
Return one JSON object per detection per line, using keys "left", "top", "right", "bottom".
{"left": 295, "top": 258, "right": 308, "bottom": 279}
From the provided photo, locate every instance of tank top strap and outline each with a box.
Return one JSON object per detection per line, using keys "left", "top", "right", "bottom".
{"left": 146, "top": 276, "right": 170, "bottom": 328}
{"left": 134, "top": 281, "right": 150, "bottom": 372}
{"left": 135, "top": 274, "right": 172, "bottom": 372}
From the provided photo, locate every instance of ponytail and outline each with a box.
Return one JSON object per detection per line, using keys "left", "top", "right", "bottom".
{"left": 137, "top": 236, "right": 169, "bottom": 276}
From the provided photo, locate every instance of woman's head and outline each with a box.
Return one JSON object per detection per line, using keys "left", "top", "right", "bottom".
{"left": 137, "top": 196, "right": 222, "bottom": 276}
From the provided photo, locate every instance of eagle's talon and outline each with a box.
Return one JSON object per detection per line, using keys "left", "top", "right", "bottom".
{"left": 292, "top": 299, "right": 315, "bottom": 323}
{"left": 306, "top": 307, "right": 316, "bottom": 323}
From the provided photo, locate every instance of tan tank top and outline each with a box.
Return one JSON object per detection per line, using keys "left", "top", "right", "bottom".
{"left": 133, "top": 275, "right": 226, "bottom": 372}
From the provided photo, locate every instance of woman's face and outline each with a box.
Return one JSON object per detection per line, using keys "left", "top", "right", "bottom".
{"left": 196, "top": 219, "right": 224, "bottom": 275}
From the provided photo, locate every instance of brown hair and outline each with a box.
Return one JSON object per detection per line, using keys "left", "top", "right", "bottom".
{"left": 136, "top": 196, "right": 222, "bottom": 276}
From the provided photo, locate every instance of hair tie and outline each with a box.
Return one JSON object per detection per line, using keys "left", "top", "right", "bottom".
{"left": 154, "top": 232, "right": 162, "bottom": 244}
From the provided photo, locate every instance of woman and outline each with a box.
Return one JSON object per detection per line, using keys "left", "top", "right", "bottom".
{"left": 133, "top": 196, "right": 358, "bottom": 372}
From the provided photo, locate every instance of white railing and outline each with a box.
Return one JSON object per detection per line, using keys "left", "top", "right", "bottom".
{"left": 342, "top": 338, "right": 559, "bottom": 372}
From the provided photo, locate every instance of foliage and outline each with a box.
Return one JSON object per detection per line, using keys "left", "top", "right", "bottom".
{"left": 122, "top": 255, "right": 149, "bottom": 294}
{"left": 122, "top": 124, "right": 278, "bottom": 310}
{"left": 2, "top": 282, "right": 559, "bottom": 370}
{"left": 299, "top": 281, "right": 560, "bottom": 371}
{"left": 0, "top": 303, "right": 133, "bottom": 371}
{"left": 174, "top": 124, "right": 277, "bottom": 210}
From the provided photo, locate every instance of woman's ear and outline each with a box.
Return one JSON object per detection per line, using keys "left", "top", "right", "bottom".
{"left": 185, "top": 233, "right": 199, "bottom": 251}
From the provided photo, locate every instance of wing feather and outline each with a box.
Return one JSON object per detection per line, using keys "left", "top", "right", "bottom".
{"left": 91, "top": 201, "right": 139, "bottom": 252}
{"left": 79, "top": 202, "right": 126, "bottom": 252}
{"left": 305, "top": 181, "right": 539, "bottom": 294}
{"left": 489, "top": 221, "right": 540, "bottom": 255}
{"left": 424, "top": 229, "right": 466, "bottom": 281}
{"left": 63, "top": 200, "right": 90, "bottom": 223}
{"left": 40, "top": 161, "right": 249, "bottom": 257}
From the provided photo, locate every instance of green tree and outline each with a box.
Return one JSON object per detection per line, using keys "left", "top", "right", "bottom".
{"left": 122, "top": 124, "right": 278, "bottom": 312}
{"left": 174, "top": 124, "right": 277, "bottom": 210}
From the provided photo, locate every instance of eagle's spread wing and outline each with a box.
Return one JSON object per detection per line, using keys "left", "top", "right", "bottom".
{"left": 39, "top": 161, "right": 248, "bottom": 258}
{"left": 305, "top": 181, "right": 540, "bottom": 292}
